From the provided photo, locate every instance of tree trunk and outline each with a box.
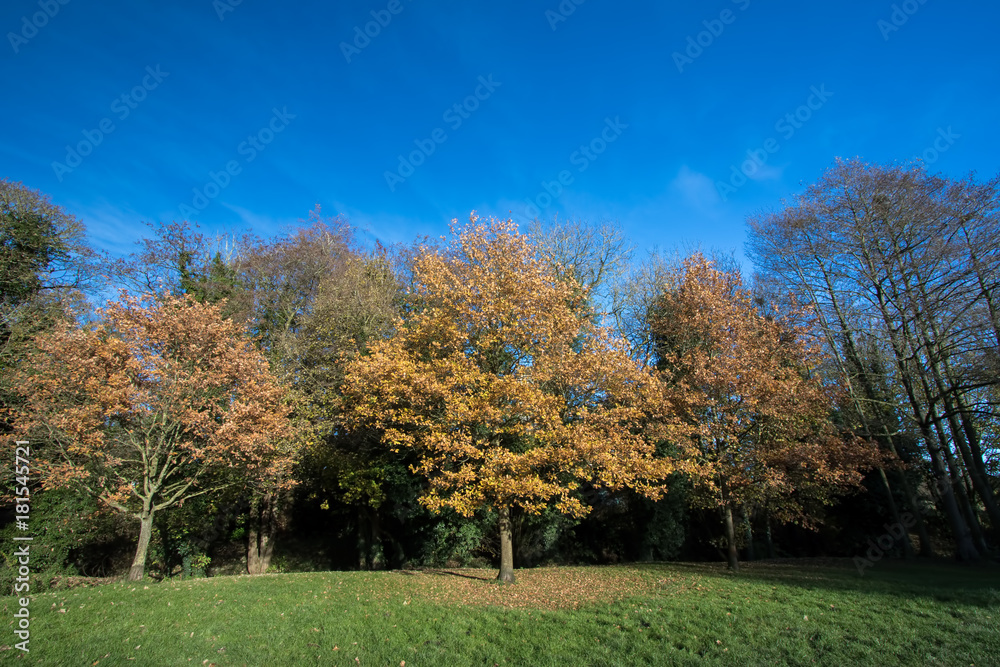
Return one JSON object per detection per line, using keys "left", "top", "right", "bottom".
{"left": 247, "top": 525, "right": 275, "bottom": 575}
{"left": 805, "top": 259, "right": 932, "bottom": 556}
{"left": 949, "top": 390, "right": 1000, "bottom": 535}
{"left": 924, "top": 336, "right": 1000, "bottom": 534}
{"left": 246, "top": 524, "right": 260, "bottom": 574}
{"left": 847, "top": 234, "right": 975, "bottom": 560}
{"left": 924, "top": 430, "right": 980, "bottom": 562}
{"left": 723, "top": 504, "right": 739, "bottom": 571}
{"left": 128, "top": 510, "right": 155, "bottom": 581}
{"left": 497, "top": 505, "right": 515, "bottom": 583}
{"left": 371, "top": 509, "right": 385, "bottom": 570}
{"left": 924, "top": 386, "right": 991, "bottom": 558}
{"left": 885, "top": 438, "right": 934, "bottom": 557}
{"left": 887, "top": 241, "right": 994, "bottom": 555}
{"left": 743, "top": 510, "right": 755, "bottom": 562}
{"left": 247, "top": 493, "right": 277, "bottom": 575}
{"left": 764, "top": 515, "right": 775, "bottom": 559}
{"left": 877, "top": 466, "right": 914, "bottom": 559}
{"left": 879, "top": 309, "right": 978, "bottom": 561}
{"left": 937, "top": 424, "right": 992, "bottom": 556}
{"left": 357, "top": 506, "right": 370, "bottom": 570}
{"left": 908, "top": 261, "right": 1000, "bottom": 537}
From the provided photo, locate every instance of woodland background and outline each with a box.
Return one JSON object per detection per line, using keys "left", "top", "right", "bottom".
{"left": 2, "top": 157, "right": 998, "bottom": 588}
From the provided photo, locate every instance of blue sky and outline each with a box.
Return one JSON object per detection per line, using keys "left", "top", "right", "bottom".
{"left": 2, "top": 0, "right": 997, "bottom": 267}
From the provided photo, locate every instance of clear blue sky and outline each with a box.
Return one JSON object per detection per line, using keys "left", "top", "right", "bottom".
{"left": 2, "top": 0, "right": 997, "bottom": 265}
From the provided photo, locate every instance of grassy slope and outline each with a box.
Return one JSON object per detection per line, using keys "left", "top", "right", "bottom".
{"left": 2, "top": 560, "right": 998, "bottom": 666}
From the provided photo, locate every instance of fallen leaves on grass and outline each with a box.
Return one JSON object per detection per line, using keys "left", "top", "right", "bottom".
{"left": 385, "top": 566, "right": 669, "bottom": 610}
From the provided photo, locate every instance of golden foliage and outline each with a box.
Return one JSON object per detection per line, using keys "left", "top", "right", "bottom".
{"left": 340, "top": 215, "right": 676, "bottom": 518}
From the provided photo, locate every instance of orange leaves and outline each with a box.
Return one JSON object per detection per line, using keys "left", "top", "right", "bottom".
{"left": 652, "top": 255, "right": 877, "bottom": 518}
{"left": 383, "top": 565, "right": 656, "bottom": 610}
{"left": 12, "top": 292, "right": 294, "bottom": 511}
{"left": 341, "top": 215, "right": 675, "bottom": 519}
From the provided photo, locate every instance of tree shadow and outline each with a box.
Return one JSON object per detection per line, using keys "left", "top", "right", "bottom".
{"left": 390, "top": 568, "right": 496, "bottom": 581}
{"left": 638, "top": 558, "right": 1000, "bottom": 609}
{"left": 422, "top": 568, "right": 496, "bottom": 581}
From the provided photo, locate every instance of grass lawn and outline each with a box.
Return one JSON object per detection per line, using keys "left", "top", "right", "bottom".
{"left": 2, "top": 559, "right": 998, "bottom": 666}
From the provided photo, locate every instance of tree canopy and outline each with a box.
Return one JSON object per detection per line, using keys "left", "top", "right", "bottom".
{"left": 340, "top": 216, "right": 676, "bottom": 581}
{"left": 12, "top": 293, "right": 293, "bottom": 579}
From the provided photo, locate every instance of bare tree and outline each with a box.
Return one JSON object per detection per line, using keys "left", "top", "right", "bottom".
{"left": 747, "top": 159, "right": 1000, "bottom": 561}
{"left": 528, "top": 216, "right": 634, "bottom": 320}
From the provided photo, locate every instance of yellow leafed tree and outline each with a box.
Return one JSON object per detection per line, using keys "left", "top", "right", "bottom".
{"left": 340, "top": 215, "right": 676, "bottom": 582}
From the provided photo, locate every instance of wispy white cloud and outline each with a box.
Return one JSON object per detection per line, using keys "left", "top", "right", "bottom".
{"left": 63, "top": 200, "right": 150, "bottom": 257}
{"left": 668, "top": 165, "right": 721, "bottom": 209}
{"left": 745, "top": 163, "right": 784, "bottom": 182}
{"left": 327, "top": 201, "right": 441, "bottom": 249}
{"left": 219, "top": 202, "right": 298, "bottom": 238}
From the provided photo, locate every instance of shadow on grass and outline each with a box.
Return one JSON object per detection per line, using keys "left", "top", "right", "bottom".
{"left": 424, "top": 568, "right": 496, "bottom": 581}
{"left": 389, "top": 568, "right": 498, "bottom": 581}
{"left": 635, "top": 558, "right": 1000, "bottom": 608}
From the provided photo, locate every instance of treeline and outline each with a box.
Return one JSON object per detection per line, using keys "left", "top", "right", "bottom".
{"left": 748, "top": 159, "right": 1000, "bottom": 564}
{"left": 1, "top": 158, "right": 997, "bottom": 587}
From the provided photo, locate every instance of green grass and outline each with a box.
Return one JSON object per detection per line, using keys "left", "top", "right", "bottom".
{"left": 2, "top": 560, "right": 998, "bottom": 666}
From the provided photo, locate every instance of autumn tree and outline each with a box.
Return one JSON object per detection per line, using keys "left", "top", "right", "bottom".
{"left": 117, "top": 211, "right": 404, "bottom": 573}
{"left": 747, "top": 159, "right": 1000, "bottom": 561}
{"left": 613, "top": 248, "right": 743, "bottom": 368}
{"left": 339, "top": 215, "right": 676, "bottom": 582}
{"left": 652, "top": 255, "right": 880, "bottom": 570}
{"left": 12, "top": 293, "right": 293, "bottom": 580}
